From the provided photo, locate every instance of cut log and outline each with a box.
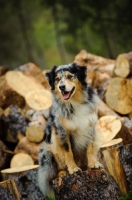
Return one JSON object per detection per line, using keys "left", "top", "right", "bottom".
{"left": 0, "top": 179, "right": 21, "bottom": 200}
{"left": 10, "top": 153, "right": 34, "bottom": 168}
{"left": 26, "top": 126, "right": 44, "bottom": 143}
{"left": 1, "top": 165, "right": 45, "bottom": 200}
{"left": 0, "top": 140, "right": 12, "bottom": 170}
{"left": 6, "top": 71, "right": 52, "bottom": 110}
{"left": 14, "top": 137, "right": 40, "bottom": 164}
{"left": 96, "top": 115, "right": 122, "bottom": 145}
{"left": 52, "top": 169, "right": 118, "bottom": 200}
{"left": 114, "top": 52, "right": 132, "bottom": 78}
{"left": 119, "top": 143, "right": 132, "bottom": 191}
{"left": 97, "top": 115, "right": 132, "bottom": 145}
{"left": 97, "top": 98, "right": 121, "bottom": 118}
{"left": 100, "top": 138, "right": 123, "bottom": 148}
{"left": 105, "top": 77, "right": 132, "bottom": 114}
{"left": 1, "top": 105, "right": 28, "bottom": 143}
{"left": 102, "top": 145, "right": 129, "bottom": 194}
{"left": 74, "top": 50, "right": 115, "bottom": 76}
{"left": 25, "top": 89, "right": 52, "bottom": 111}
{"left": 0, "top": 74, "right": 25, "bottom": 109}
{"left": 16, "top": 62, "right": 49, "bottom": 88}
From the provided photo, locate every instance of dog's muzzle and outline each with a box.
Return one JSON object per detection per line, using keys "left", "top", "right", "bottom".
{"left": 59, "top": 85, "right": 75, "bottom": 100}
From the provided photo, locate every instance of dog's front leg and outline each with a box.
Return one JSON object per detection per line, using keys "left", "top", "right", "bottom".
{"left": 87, "top": 128, "right": 102, "bottom": 168}
{"left": 56, "top": 123, "right": 81, "bottom": 174}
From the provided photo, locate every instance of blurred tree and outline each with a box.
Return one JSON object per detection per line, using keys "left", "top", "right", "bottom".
{"left": 41, "top": 0, "right": 132, "bottom": 58}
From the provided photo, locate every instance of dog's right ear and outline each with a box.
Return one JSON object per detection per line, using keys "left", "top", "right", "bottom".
{"left": 45, "top": 65, "right": 57, "bottom": 90}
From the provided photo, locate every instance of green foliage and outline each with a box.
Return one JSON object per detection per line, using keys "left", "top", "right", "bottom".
{"left": 119, "top": 192, "right": 132, "bottom": 200}
{"left": 0, "top": 0, "right": 132, "bottom": 69}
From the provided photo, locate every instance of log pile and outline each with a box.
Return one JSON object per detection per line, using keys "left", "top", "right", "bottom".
{"left": 0, "top": 52, "right": 132, "bottom": 199}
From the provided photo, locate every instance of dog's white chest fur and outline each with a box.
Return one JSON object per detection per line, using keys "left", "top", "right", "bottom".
{"left": 62, "top": 103, "right": 97, "bottom": 148}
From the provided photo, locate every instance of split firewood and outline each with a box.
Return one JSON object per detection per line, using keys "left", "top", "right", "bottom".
{"left": 10, "top": 152, "right": 34, "bottom": 168}
{"left": 0, "top": 140, "right": 12, "bottom": 170}
{"left": 14, "top": 137, "right": 40, "bottom": 164}
{"left": 96, "top": 115, "right": 122, "bottom": 145}
{"left": 16, "top": 62, "right": 49, "bottom": 88}
{"left": 26, "top": 126, "right": 44, "bottom": 143}
{"left": 26, "top": 111, "right": 46, "bottom": 143}
{"left": 101, "top": 144, "right": 129, "bottom": 195}
{"left": 119, "top": 143, "right": 132, "bottom": 191}
{"left": 105, "top": 77, "right": 132, "bottom": 115}
{"left": 2, "top": 71, "right": 52, "bottom": 110}
{"left": 114, "top": 52, "right": 132, "bottom": 78}
{"left": 0, "top": 74, "right": 25, "bottom": 109}
{"left": 98, "top": 97, "right": 121, "bottom": 118}
{"left": 52, "top": 169, "right": 118, "bottom": 200}
{"left": 97, "top": 115, "right": 132, "bottom": 145}
{"left": 25, "top": 89, "right": 52, "bottom": 111}
{"left": 1, "top": 165, "right": 44, "bottom": 200}
{"left": 1, "top": 105, "right": 27, "bottom": 143}
{"left": 100, "top": 138, "right": 123, "bottom": 148}
{"left": 0, "top": 179, "right": 21, "bottom": 200}
{"left": 74, "top": 50, "right": 115, "bottom": 76}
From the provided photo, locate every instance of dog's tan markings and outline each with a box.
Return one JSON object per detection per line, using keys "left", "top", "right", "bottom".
{"left": 87, "top": 143, "right": 102, "bottom": 168}
{"left": 71, "top": 81, "right": 84, "bottom": 103}
{"left": 57, "top": 170, "right": 67, "bottom": 178}
{"left": 55, "top": 74, "right": 61, "bottom": 82}
{"left": 51, "top": 129, "right": 81, "bottom": 174}
{"left": 65, "top": 72, "right": 74, "bottom": 80}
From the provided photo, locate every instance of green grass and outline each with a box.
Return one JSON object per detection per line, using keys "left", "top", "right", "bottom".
{"left": 119, "top": 191, "right": 132, "bottom": 200}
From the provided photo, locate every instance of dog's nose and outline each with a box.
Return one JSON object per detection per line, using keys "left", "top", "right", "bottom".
{"left": 59, "top": 85, "right": 65, "bottom": 91}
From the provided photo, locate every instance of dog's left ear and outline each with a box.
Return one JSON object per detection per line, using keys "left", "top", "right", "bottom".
{"left": 73, "top": 63, "right": 87, "bottom": 87}
{"left": 45, "top": 65, "right": 57, "bottom": 90}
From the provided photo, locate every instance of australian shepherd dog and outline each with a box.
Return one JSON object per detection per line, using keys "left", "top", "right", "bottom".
{"left": 38, "top": 63, "right": 101, "bottom": 198}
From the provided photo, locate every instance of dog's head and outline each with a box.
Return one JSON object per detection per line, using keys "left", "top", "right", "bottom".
{"left": 46, "top": 63, "right": 87, "bottom": 101}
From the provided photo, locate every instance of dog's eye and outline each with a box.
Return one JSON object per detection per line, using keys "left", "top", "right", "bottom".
{"left": 55, "top": 77, "right": 60, "bottom": 82}
{"left": 67, "top": 75, "right": 73, "bottom": 79}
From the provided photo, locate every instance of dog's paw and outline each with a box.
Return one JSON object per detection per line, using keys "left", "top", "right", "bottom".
{"left": 69, "top": 167, "right": 82, "bottom": 174}
{"left": 57, "top": 170, "right": 67, "bottom": 178}
{"left": 88, "top": 160, "right": 102, "bottom": 169}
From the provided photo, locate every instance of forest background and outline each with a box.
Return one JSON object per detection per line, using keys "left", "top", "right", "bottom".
{"left": 0, "top": 0, "right": 132, "bottom": 70}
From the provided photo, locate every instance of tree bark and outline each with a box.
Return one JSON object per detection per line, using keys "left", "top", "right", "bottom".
{"left": 0, "top": 179, "right": 21, "bottom": 200}
{"left": 102, "top": 146, "right": 129, "bottom": 194}
{"left": 52, "top": 169, "right": 118, "bottom": 200}
{"left": 119, "top": 144, "right": 132, "bottom": 191}
{"left": 1, "top": 165, "right": 45, "bottom": 200}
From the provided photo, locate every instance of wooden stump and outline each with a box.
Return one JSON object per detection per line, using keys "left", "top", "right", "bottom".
{"left": 105, "top": 77, "right": 132, "bottom": 114}
{"left": 1, "top": 165, "right": 45, "bottom": 200}
{"left": 101, "top": 146, "right": 129, "bottom": 194}
{"left": 0, "top": 179, "right": 21, "bottom": 200}
{"left": 119, "top": 144, "right": 132, "bottom": 191}
{"left": 114, "top": 52, "right": 132, "bottom": 78}
{"left": 52, "top": 169, "right": 118, "bottom": 200}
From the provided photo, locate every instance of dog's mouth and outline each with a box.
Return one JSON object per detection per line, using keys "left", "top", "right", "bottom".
{"left": 61, "top": 87, "right": 75, "bottom": 100}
